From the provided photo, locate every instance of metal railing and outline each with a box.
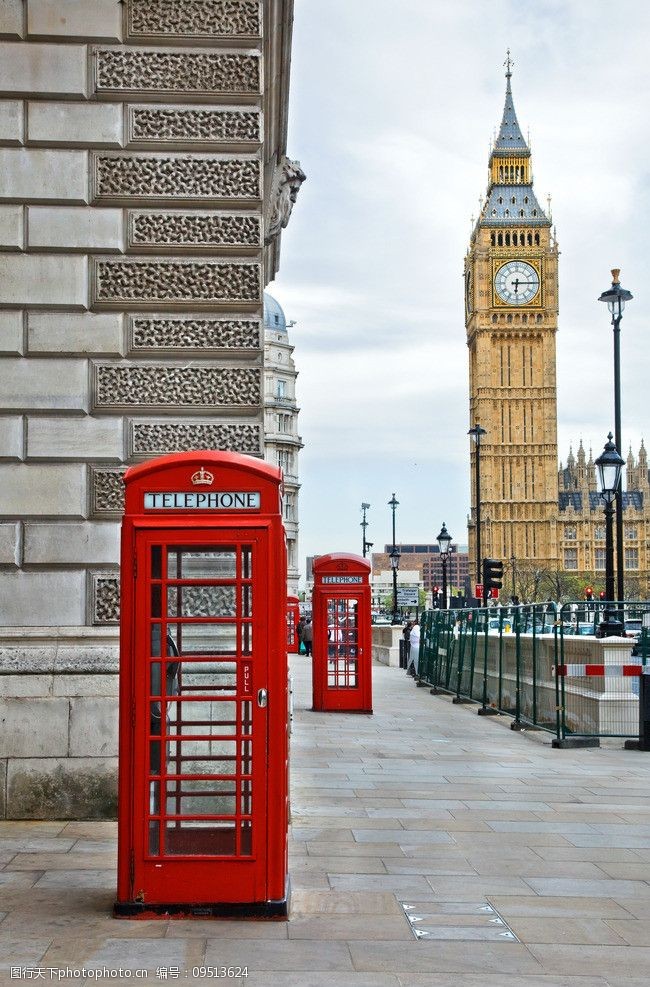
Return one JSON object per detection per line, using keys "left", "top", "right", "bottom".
{"left": 418, "top": 601, "right": 650, "bottom": 745}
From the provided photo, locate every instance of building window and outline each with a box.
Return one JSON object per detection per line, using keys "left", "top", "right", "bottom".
{"left": 276, "top": 379, "right": 286, "bottom": 398}
{"left": 594, "top": 526, "right": 605, "bottom": 540}
{"left": 564, "top": 549, "right": 578, "bottom": 570}
{"left": 625, "top": 526, "right": 638, "bottom": 540}
{"left": 284, "top": 496, "right": 294, "bottom": 522}
{"left": 277, "top": 450, "right": 293, "bottom": 474}
{"left": 625, "top": 548, "right": 639, "bottom": 570}
{"left": 564, "top": 525, "right": 577, "bottom": 540}
{"left": 595, "top": 548, "right": 606, "bottom": 571}
{"left": 278, "top": 414, "right": 291, "bottom": 434}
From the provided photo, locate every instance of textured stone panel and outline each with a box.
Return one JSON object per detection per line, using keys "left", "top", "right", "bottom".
{"left": 27, "top": 0, "right": 122, "bottom": 42}
{"left": 28, "top": 206, "right": 124, "bottom": 252}
{"left": 94, "top": 47, "right": 260, "bottom": 98}
{"left": 0, "top": 416, "right": 23, "bottom": 459}
{"left": 128, "top": 210, "right": 260, "bottom": 251}
{"left": 92, "top": 153, "right": 260, "bottom": 203}
{"left": 0, "top": 100, "right": 23, "bottom": 144}
{"left": 0, "top": 522, "right": 19, "bottom": 564}
{"left": 0, "top": 697, "right": 69, "bottom": 756}
{"left": 0, "top": 569, "right": 86, "bottom": 624}
{"left": 27, "top": 101, "right": 123, "bottom": 148}
{"left": 28, "top": 312, "right": 123, "bottom": 356}
{"left": 128, "top": 105, "right": 260, "bottom": 147}
{"left": 27, "top": 416, "right": 124, "bottom": 461}
{"left": 0, "top": 358, "right": 87, "bottom": 411}
{"left": 90, "top": 466, "right": 125, "bottom": 518}
{"left": 0, "top": 1, "right": 23, "bottom": 38}
{"left": 0, "top": 310, "right": 23, "bottom": 353}
{"left": 0, "top": 42, "right": 87, "bottom": 97}
{"left": 91, "top": 571, "right": 120, "bottom": 625}
{"left": 69, "top": 696, "right": 118, "bottom": 756}
{"left": 24, "top": 521, "right": 120, "bottom": 565}
{"left": 93, "top": 364, "right": 260, "bottom": 410}
{"left": 0, "top": 254, "right": 87, "bottom": 307}
{"left": 126, "top": 0, "right": 261, "bottom": 40}
{"left": 0, "top": 149, "right": 88, "bottom": 203}
{"left": 129, "top": 315, "right": 260, "bottom": 352}
{"left": 6, "top": 757, "right": 117, "bottom": 819}
{"left": 92, "top": 258, "right": 260, "bottom": 307}
{"left": 0, "top": 204, "right": 23, "bottom": 249}
{"left": 129, "top": 419, "right": 262, "bottom": 458}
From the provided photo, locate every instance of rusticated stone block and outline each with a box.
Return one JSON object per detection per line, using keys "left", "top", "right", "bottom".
{"left": 27, "top": 416, "right": 124, "bottom": 461}
{"left": 28, "top": 206, "right": 124, "bottom": 252}
{"left": 128, "top": 315, "right": 260, "bottom": 352}
{"left": 27, "top": 0, "right": 122, "bottom": 43}
{"left": 92, "top": 257, "right": 261, "bottom": 308}
{"left": 24, "top": 521, "right": 120, "bottom": 565}
{"left": 0, "top": 204, "right": 23, "bottom": 249}
{"left": 0, "top": 1, "right": 23, "bottom": 38}
{"left": 128, "top": 211, "right": 261, "bottom": 251}
{"left": 0, "top": 569, "right": 86, "bottom": 624}
{"left": 89, "top": 466, "right": 125, "bottom": 518}
{"left": 0, "top": 254, "right": 87, "bottom": 307}
{"left": 93, "top": 363, "right": 261, "bottom": 410}
{"left": 28, "top": 101, "right": 123, "bottom": 148}
{"left": 92, "top": 153, "right": 260, "bottom": 203}
{"left": 0, "top": 522, "right": 20, "bottom": 565}
{"left": 0, "top": 310, "right": 23, "bottom": 354}
{"left": 28, "top": 312, "right": 124, "bottom": 356}
{"left": 6, "top": 757, "right": 118, "bottom": 819}
{"left": 0, "top": 41, "right": 87, "bottom": 97}
{"left": 0, "top": 99, "right": 23, "bottom": 144}
{"left": 128, "top": 105, "right": 260, "bottom": 147}
{"left": 0, "top": 357, "right": 87, "bottom": 411}
{"left": 0, "top": 148, "right": 88, "bottom": 203}
{"left": 90, "top": 571, "right": 120, "bottom": 625}
{"left": 0, "top": 416, "right": 23, "bottom": 459}
{"left": 94, "top": 47, "right": 260, "bottom": 98}
{"left": 69, "top": 697, "right": 118, "bottom": 756}
{"left": 128, "top": 419, "right": 262, "bottom": 459}
{"left": 0, "top": 697, "right": 69, "bottom": 756}
{"left": 126, "top": 0, "right": 261, "bottom": 40}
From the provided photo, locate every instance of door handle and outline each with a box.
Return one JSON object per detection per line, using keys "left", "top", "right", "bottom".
{"left": 257, "top": 688, "right": 268, "bottom": 708}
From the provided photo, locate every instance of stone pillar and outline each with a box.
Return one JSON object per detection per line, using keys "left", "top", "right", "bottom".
{"left": 0, "top": 0, "right": 302, "bottom": 817}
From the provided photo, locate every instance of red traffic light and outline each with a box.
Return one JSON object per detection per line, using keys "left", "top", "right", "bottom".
{"left": 433, "top": 585, "right": 439, "bottom": 593}
{"left": 599, "top": 590, "right": 606, "bottom": 600}
{"left": 584, "top": 586, "right": 593, "bottom": 600}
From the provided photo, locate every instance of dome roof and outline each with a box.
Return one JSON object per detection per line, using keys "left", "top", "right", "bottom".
{"left": 263, "top": 292, "right": 287, "bottom": 333}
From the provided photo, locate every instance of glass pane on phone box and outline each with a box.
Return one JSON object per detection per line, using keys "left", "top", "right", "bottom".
{"left": 166, "top": 700, "right": 237, "bottom": 736}
{"left": 167, "top": 584, "right": 236, "bottom": 618}
{"left": 167, "top": 548, "right": 236, "bottom": 580}
{"left": 169, "top": 624, "right": 237, "bottom": 656}
{"left": 175, "top": 660, "right": 237, "bottom": 694}
{"left": 164, "top": 821, "right": 237, "bottom": 856}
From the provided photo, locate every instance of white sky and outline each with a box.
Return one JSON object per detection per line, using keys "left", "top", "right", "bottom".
{"left": 267, "top": 0, "right": 650, "bottom": 584}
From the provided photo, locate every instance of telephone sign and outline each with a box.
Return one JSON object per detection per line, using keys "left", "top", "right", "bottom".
{"left": 115, "top": 451, "right": 289, "bottom": 920}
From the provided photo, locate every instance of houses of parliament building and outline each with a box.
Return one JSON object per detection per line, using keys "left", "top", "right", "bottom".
{"left": 465, "top": 57, "right": 649, "bottom": 598}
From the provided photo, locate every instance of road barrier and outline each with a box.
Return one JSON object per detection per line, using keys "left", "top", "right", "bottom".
{"left": 418, "top": 601, "right": 650, "bottom": 747}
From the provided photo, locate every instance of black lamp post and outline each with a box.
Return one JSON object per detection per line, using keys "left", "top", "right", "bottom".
{"left": 595, "top": 433, "right": 625, "bottom": 637}
{"left": 388, "top": 494, "right": 400, "bottom": 624}
{"left": 468, "top": 424, "right": 487, "bottom": 603}
{"left": 598, "top": 269, "right": 633, "bottom": 603}
{"left": 436, "top": 522, "right": 452, "bottom": 611}
{"left": 389, "top": 545, "right": 401, "bottom": 625}
{"left": 360, "top": 502, "right": 372, "bottom": 558}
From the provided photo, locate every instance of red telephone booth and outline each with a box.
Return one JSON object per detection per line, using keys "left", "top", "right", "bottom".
{"left": 114, "top": 451, "right": 289, "bottom": 919}
{"left": 286, "top": 595, "right": 300, "bottom": 654}
{"left": 312, "top": 553, "right": 373, "bottom": 713}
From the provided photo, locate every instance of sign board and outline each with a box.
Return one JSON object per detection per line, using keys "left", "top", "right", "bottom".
{"left": 144, "top": 491, "right": 261, "bottom": 510}
{"left": 397, "top": 587, "right": 418, "bottom": 606}
{"left": 475, "top": 583, "right": 483, "bottom": 599}
{"left": 322, "top": 575, "right": 363, "bottom": 584}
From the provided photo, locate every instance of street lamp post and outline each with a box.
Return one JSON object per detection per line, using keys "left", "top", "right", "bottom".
{"left": 595, "top": 433, "right": 625, "bottom": 637}
{"left": 468, "top": 424, "right": 487, "bottom": 604}
{"left": 388, "top": 494, "right": 400, "bottom": 624}
{"left": 598, "top": 269, "right": 633, "bottom": 603}
{"left": 436, "top": 522, "right": 452, "bottom": 611}
{"left": 360, "top": 502, "right": 372, "bottom": 558}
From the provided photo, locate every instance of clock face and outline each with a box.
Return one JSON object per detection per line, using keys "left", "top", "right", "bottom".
{"left": 495, "top": 260, "right": 540, "bottom": 305}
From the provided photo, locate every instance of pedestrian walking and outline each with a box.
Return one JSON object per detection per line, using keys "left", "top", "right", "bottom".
{"left": 407, "top": 618, "right": 420, "bottom": 677}
{"left": 301, "top": 617, "right": 313, "bottom": 657}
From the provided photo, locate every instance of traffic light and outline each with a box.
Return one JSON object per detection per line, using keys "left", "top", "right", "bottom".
{"left": 599, "top": 590, "right": 606, "bottom": 601}
{"left": 433, "top": 585, "right": 440, "bottom": 608}
{"left": 482, "top": 558, "right": 503, "bottom": 595}
{"left": 584, "top": 586, "right": 593, "bottom": 601}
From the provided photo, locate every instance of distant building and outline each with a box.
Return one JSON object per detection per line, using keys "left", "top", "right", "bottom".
{"left": 558, "top": 441, "right": 649, "bottom": 596}
{"left": 372, "top": 544, "right": 470, "bottom": 596}
{"left": 263, "top": 293, "right": 303, "bottom": 594}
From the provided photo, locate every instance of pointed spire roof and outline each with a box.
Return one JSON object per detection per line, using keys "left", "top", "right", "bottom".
{"left": 494, "top": 51, "right": 529, "bottom": 154}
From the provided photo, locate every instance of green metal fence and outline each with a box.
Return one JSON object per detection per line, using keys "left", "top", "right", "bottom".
{"left": 418, "top": 601, "right": 650, "bottom": 744}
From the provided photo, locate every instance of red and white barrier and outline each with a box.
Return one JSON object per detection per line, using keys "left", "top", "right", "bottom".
{"left": 554, "top": 663, "right": 648, "bottom": 677}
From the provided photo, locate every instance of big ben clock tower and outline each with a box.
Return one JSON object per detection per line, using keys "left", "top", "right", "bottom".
{"left": 465, "top": 55, "right": 559, "bottom": 583}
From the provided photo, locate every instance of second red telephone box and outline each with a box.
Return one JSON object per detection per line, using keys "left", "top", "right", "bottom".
{"left": 312, "top": 553, "right": 372, "bottom": 713}
{"left": 286, "top": 595, "right": 300, "bottom": 654}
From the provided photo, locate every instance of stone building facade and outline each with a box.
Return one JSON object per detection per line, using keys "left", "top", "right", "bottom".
{"left": 558, "top": 441, "right": 650, "bottom": 596}
{"left": 263, "top": 291, "right": 302, "bottom": 593}
{"left": 465, "top": 59, "right": 559, "bottom": 578}
{"left": 0, "top": 0, "right": 303, "bottom": 817}
{"left": 372, "top": 544, "right": 470, "bottom": 598}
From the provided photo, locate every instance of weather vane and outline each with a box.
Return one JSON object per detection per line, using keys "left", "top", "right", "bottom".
{"left": 504, "top": 49, "right": 514, "bottom": 78}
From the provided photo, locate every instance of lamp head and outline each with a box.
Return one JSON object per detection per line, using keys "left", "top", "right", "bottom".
{"left": 595, "top": 432, "right": 625, "bottom": 503}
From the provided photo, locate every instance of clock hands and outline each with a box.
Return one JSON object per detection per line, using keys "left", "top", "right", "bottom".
{"left": 511, "top": 277, "right": 538, "bottom": 294}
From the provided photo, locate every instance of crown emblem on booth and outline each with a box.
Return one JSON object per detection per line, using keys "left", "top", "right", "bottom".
{"left": 191, "top": 467, "right": 214, "bottom": 486}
